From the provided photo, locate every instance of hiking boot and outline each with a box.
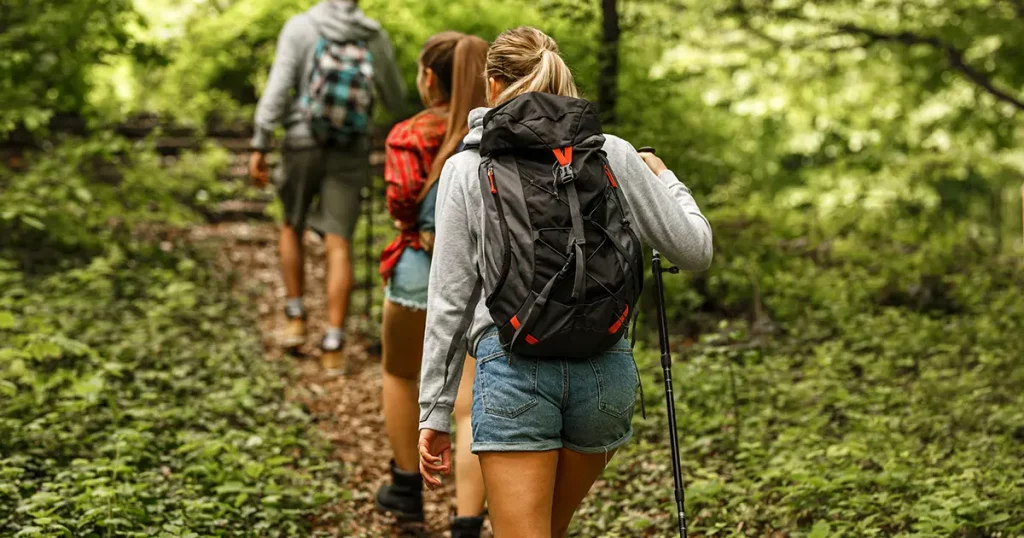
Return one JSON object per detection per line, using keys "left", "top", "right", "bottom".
{"left": 451, "top": 515, "right": 486, "bottom": 538}
{"left": 319, "top": 348, "right": 346, "bottom": 375}
{"left": 375, "top": 460, "right": 424, "bottom": 522}
{"left": 320, "top": 333, "right": 346, "bottom": 375}
{"left": 279, "top": 317, "right": 306, "bottom": 349}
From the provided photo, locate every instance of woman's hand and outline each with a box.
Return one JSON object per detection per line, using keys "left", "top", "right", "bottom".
{"left": 418, "top": 429, "right": 452, "bottom": 489}
{"left": 249, "top": 151, "right": 269, "bottom": 188}
{"left": 638, "top": 151, "right": 668, "bottom": 176}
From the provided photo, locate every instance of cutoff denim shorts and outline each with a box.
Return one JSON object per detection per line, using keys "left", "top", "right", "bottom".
{"left": 470, "top": 327, "right": 638, "bottom": 454}
{"left": 384, "top": 184, "right": 438, "bottom": 311}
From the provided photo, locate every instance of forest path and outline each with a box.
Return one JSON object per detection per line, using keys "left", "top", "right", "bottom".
{"left": 190, "top": 221, "right": 485, "bottom": 538}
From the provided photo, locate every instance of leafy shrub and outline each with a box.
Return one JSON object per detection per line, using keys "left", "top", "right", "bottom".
{"left": 1, "top": 135, "right": 234, "bottom": 260}
{"left": 0, "top": 242, "right": 341, "bottom": 537}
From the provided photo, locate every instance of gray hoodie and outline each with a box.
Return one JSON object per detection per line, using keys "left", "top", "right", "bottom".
{"left": 418, "top": 107, "right": 714, "bottom": 434}
{"left": 251, "top": 0, "right": 406, "bottom": 150}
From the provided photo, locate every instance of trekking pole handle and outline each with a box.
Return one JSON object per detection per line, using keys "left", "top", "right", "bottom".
{"left": 637, "top": 146, "right": 656, "bottom": 155}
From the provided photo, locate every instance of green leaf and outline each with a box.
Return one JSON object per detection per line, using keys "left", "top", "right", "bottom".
{"left": 809, "top": 521, "right": 831, "bottom": 538}
{"left": 0, "top": 311, "right": 15, "bottom": 329}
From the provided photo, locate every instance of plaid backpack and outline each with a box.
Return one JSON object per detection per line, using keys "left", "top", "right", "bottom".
{"left": 301, "top": 36, "right": 375, "bottom": 147}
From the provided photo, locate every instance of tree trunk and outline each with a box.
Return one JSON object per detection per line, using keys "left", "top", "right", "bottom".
{"left": 599, "top": 0, "right": 620, "bottom": 124}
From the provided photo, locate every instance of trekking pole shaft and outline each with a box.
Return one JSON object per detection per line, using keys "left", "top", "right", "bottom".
{"left": 653, "top": 250, "right": 688, "bottom": 538}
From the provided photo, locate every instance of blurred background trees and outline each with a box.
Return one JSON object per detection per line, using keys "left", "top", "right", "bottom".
{"left": 2, "top": 1, "right": 1023, "bottom": 535}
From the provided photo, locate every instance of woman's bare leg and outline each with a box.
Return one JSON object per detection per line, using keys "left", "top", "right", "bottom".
{"left": 381, "top": 300, "right": 427, "bottom": 473}
{"left": 479, "top": 451, "right": 558, "bottom": 538}
{"left": 550, "top": 449, "right": 615, "bottom": 538}
{"left": 454, "top": 355, "right": 486, "bottom": 516}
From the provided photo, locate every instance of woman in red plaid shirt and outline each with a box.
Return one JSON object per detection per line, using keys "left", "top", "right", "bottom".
{"left": 376, "top": 32, "right": 490, "bottom": 536}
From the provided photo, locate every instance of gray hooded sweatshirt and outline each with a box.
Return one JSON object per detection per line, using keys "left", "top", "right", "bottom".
{"left": 251, "top": 0, "right": 406, "bottom": 150}
{"left": 418, "top": 106, "right": 714, "bottom": 434}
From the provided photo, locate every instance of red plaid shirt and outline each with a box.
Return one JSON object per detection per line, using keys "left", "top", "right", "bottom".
{"left": 379, "top": 106, "right": 449, "bottom": 283}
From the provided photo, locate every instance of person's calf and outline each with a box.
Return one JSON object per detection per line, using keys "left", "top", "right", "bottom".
{"left": 324, "top": 233, "right": 353, "bottom": 330}
{"left": 279, "top": 225, "right": 305, "bottom": 298}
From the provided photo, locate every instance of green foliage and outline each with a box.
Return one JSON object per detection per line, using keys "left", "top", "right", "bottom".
{"left": 0, "top": 129, "right": 338, "bottom": 537}
{"left": 5, "top": 0, "right": 1024, "bottom": 534}
{"left": 0, "top": 0, "right": 142, "bottom": 134}
{"left": 578, "top": 256, "right": 1024, "bottom": 537}
{"left": 0, "top": 136, "right": 235, "bottom": 257}
{"left": 0, "top": 241, "right": 341, "bottom": 537}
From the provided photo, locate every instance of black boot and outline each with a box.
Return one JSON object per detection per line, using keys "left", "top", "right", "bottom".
{"left": 451, "top": 515, "right": 486, "bottom": 538}
{"left": 375, "top": 460, "right": 424, "bottom": 522}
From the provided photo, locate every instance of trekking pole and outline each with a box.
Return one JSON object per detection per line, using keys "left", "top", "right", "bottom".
{"left": 653, "top": 249, "right": 688, "bottom": 538}
{"left": 640, "top": 146, "right": 688, "bottom": 538}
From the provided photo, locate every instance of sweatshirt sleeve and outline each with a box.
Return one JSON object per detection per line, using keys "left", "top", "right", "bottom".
{"left": 251, "top": 17, "right": 306, "bottom": 151}
{"left": 418, "top": 159, "right": 476, "bottom": 433}
{"left": 367, "top": 29, "right": 407, "bottom": 117}
{"left": 609, "top": 137, "right": 713, "bottom": 271}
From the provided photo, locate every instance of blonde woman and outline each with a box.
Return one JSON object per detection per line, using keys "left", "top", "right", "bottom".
{"left": 416, "top": 27, "right": 713, "bottom": 538}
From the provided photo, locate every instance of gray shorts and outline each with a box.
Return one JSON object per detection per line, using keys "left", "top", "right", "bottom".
{"left": 273, "top": 138, "right": 370, "bottom": 240}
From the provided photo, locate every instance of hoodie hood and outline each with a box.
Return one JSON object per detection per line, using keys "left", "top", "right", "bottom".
{"left": 308, "top": 0, "right": 381, "bottom": 42}
{"left": 463, "top": 106, "right": 491, "bottom": 147}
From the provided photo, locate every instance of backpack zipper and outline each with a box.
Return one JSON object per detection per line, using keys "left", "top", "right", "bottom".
{"left": 486, "top": 165, "right": 513, "bottom": 307}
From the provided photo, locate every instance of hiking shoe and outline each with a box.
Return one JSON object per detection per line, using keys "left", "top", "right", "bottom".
{"left": 451, "top": 515, "right": 486, "bottom": 538}
{"left": 320, "top": 335, "right": 346, "bottom": 375}
{"left": 375, "top": 460, "right": 424, "bottom": 522}
{"left": 279, "top": 317, "right": 306, "bottom": 349}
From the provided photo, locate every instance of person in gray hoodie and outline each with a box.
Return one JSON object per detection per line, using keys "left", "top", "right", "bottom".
{"left": 248, "top": 0, "right": 405, "bottom": 370}
{"left": 416, "top": 28, "right": 713, "bottom": 538}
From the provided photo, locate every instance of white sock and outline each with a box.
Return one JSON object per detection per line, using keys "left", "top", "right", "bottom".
{"left": 285, "top": 298, "right": 304, "bottom": 318}
{"left": 323, "top": 326, "right": 345, "bottom": 350}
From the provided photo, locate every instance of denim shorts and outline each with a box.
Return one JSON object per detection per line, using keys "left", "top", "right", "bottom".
{"left": 384, "top": 247, "right": 431, "bottom": 311}
{"left": 470, "top": 327, "right": 638, "bottom": 454}
{"left": 383, "top": 183, "right": 438, "bottom": 311}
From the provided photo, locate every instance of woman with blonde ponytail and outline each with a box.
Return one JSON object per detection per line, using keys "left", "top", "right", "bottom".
{"left": 417, "top": 27, "right": 713, "bottom": 537}
{"left": 376, "top": 31, "right": 489, "bottom": 537}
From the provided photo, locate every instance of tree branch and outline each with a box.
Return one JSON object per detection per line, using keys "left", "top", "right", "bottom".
{"left": 728, "top": 1, "right": 1024, "bottom": 112}
{"left": 834, "top": 23, "right": 1024, "bottom": 111}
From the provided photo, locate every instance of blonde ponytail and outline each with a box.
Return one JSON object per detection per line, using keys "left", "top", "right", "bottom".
{"left": 486, "top": 27, "right": 578, "bottom": 105}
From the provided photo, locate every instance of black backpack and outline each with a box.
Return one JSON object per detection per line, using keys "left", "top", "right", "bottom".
{"left": 461, "top": 92, "right": 644, "bottom": 359}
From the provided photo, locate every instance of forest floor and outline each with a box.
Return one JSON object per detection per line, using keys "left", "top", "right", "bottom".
{"left": 191, "top": 221, "right": 491, "bottom": 538}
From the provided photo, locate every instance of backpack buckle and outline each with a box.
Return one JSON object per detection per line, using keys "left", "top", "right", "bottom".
{"left": 552, "top": 146, "right": 575, "bottom": 185}
{"left": 555, "top": 163, "right": 575, "bottom": 184}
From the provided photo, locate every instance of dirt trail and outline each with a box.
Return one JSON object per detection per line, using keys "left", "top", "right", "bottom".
{"left": 192, "top": 221, "right": 485, "bottom": 537}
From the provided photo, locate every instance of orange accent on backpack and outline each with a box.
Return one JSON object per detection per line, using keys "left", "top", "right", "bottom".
{"left": 608, "top": 304, "right": 630, "bottom": 334}
{"left": 603, "top": 165, "right": 618, "bottom": 189}
{"left": 553, "top": 147, "right": 573, "bottom": 166}
{"left": 510, "top": 315, "right": 539, "bottom": 345}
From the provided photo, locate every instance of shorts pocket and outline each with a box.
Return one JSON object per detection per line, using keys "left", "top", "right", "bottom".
{"left": 478, "top": 344, "right": 539, "bottom": 419}
{"left": 589, "top": 350, "right": 638, "bottom": 418}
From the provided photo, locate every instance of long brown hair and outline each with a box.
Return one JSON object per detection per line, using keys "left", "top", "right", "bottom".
{"left": 418, "top": 32, "right": 489, "bottom": 200}
{"left": 485, "top": 27, "right": 578, "bottom": 106}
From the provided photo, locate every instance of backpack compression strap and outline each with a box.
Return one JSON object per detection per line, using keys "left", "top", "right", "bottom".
{"left": 554, "top": 147, "right": 587, "bottom": 302}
